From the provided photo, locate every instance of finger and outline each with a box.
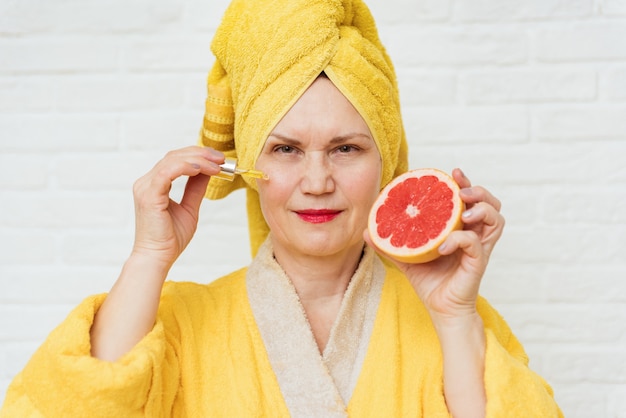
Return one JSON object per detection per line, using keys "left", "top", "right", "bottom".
{"left": 140, "top": 152, "right": 221, "bottom": 197}
{"left": 160, "top": 147, "right": 224, "bottom": 175}
{"left": 180, "top": 174, "right": 211, "bottom": 213}
{"left": 364, "top": 229, "right": 397, "bottom": 262}
{"left": 459, "top": 186, "right": 502, "bottom": 212}
{"left": 462, "top": 202, "right": 505, "bottom": 230}
{"left": 459, "top": 204, "right": 505, "bottom": 261}
{"left": 165, "top": 145, "right": 226, "bottom": 165}
{"left": 364, "top": 228, "right": 382, "bottom": 254}
{"left": 452, "top": 168, "right": 472, "bottom": 189}
{"left": 438, "top": 229, "right": 483, "bottom": 261}
{"left": 363, "top": 228, "right": 372, "bottom": 246}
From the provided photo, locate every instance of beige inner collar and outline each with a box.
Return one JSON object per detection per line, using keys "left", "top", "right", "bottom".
{"left": 246, "top": 237, "right": 385, "bottom": 417}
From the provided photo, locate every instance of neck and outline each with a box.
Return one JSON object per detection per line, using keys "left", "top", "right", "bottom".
{"left": 272, "top": 241, "right": 364, "bottom": 302}
{"left": 271, "top": 239, "right": 365, "bottom": 353}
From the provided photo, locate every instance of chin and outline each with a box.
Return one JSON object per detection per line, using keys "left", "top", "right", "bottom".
{"left": 296, "top": 234, "right": 362, "bottom": 258}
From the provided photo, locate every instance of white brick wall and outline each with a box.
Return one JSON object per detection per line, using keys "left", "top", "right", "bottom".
{"left": 1, "top": 0, "right": 625, "bottom": 415}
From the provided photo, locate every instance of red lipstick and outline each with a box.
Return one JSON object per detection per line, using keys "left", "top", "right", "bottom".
{"left": 296, "top": 209, "right": 341, "bottom": 224}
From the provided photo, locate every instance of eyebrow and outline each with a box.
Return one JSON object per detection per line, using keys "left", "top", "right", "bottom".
{"left": 267, "top": 132, "right": 373, "bottom": 145}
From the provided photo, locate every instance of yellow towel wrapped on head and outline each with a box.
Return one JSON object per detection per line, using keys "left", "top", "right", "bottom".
{"left": 200, "top": 0, "right": 408, "bottom": 256}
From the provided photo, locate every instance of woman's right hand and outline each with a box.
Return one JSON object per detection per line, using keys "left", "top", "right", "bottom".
{"left": 131, "top": 146, "right": 225, "bottom": 271}
{"left": 91, "top": 146, "right": 223, "bottom": 361}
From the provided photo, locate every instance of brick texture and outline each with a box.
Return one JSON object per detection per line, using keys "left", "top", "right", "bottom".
{"left": 1, "top": 0, "right": 625, "bottom": 416}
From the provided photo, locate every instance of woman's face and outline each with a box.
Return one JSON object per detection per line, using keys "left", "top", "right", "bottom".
{"left": 256, "top": 76, "right": 382, "bottom": 259}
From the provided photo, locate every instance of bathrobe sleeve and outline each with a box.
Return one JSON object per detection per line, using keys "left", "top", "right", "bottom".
{"left": 348, "top": 268, "right": 564, "bottom": 417}
{"left": 477, "top": 298, "right": 564, "bottom": 417}
{"left": 0, "top": 294, "right": 181, "bottom": 418}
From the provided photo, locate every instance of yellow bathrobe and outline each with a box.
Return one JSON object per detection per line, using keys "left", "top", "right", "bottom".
{"left": 1, "top": 240, "right": 562, "bottom": 417}
{"left": 1, "top": 1, "right": 562, "bottom": 415}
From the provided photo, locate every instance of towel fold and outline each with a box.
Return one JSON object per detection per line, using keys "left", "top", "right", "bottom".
{"left": 200, "top": 0, "right": 408, "bottom": 256}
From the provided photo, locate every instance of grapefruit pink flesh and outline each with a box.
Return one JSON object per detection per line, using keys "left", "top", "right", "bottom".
{"left": 368, "top": 169, "right": 464, "bottom": 264}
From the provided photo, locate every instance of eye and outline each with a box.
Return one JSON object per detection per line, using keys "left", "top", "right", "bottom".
{"left": 336, "top": 144, "right": 359, "bottom": 153}
{"left": 274, "top": 145, "right": 296, "bottom": 154}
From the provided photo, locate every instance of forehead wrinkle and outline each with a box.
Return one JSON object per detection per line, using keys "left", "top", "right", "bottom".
{"left": 267, "top": 132, "right": 372, "bottom": 145}
{"left": 329, "top": 133, "right": 373, "bottom": 144}
{"left": 266, "top": 133, "right": 302, "bottom": 146}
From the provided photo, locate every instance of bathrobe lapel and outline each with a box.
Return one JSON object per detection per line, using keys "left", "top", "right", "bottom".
{"left": 246, "top": 239, "right": 385, "bottom": 417}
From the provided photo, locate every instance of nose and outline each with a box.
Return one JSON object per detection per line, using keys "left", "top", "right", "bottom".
{"left": 300, "top": 153, "right": 335, "bottom": 195}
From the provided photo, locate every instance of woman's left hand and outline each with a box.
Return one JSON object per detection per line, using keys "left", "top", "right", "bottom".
{"left": 366, "top": 168, "right": 505, "bottom": 321}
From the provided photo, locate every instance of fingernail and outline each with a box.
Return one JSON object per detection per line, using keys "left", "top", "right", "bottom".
{"left": 460, "top": 188, "right": 473, "bottom": 197}
{"left": 462, "top": 209, "right": 472, "bottom": 218}
{"left": 438, "top": 242, "right": 447, "bottom": 252}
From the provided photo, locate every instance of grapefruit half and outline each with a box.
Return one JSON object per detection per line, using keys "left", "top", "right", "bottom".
{"left": 368, "top": 168, "right": 465, "bottom": 264}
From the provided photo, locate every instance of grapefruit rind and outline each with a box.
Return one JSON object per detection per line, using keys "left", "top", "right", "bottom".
{"left": 367, "top": 168, "right": 464, "bottom": 264}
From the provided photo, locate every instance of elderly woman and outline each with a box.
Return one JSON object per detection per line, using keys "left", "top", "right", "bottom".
{"left": 1, "top": 0, "right": 562, "bottom": 417}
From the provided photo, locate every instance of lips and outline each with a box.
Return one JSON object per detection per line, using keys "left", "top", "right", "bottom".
{"left": 295, "top": 209, "right": 342, "bottom": 224}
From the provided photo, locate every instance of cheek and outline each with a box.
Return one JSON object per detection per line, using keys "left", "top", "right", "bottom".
{"left": 337, "top": 170, "right": 381, "bottom": 218}
{"left": 257, "top": 183, "right": 278, "bottom": 231}
{"left": 351, "top": 163, "right": 382, "bottom": 204}
{"left": 256, "top": 155, "right": 300, "bottom": 191}
{"left": 257, "top": 158, "right": 304, "bottom": 194}
{"left": 257, "top": 171, "right": 297, "bottom": 215}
